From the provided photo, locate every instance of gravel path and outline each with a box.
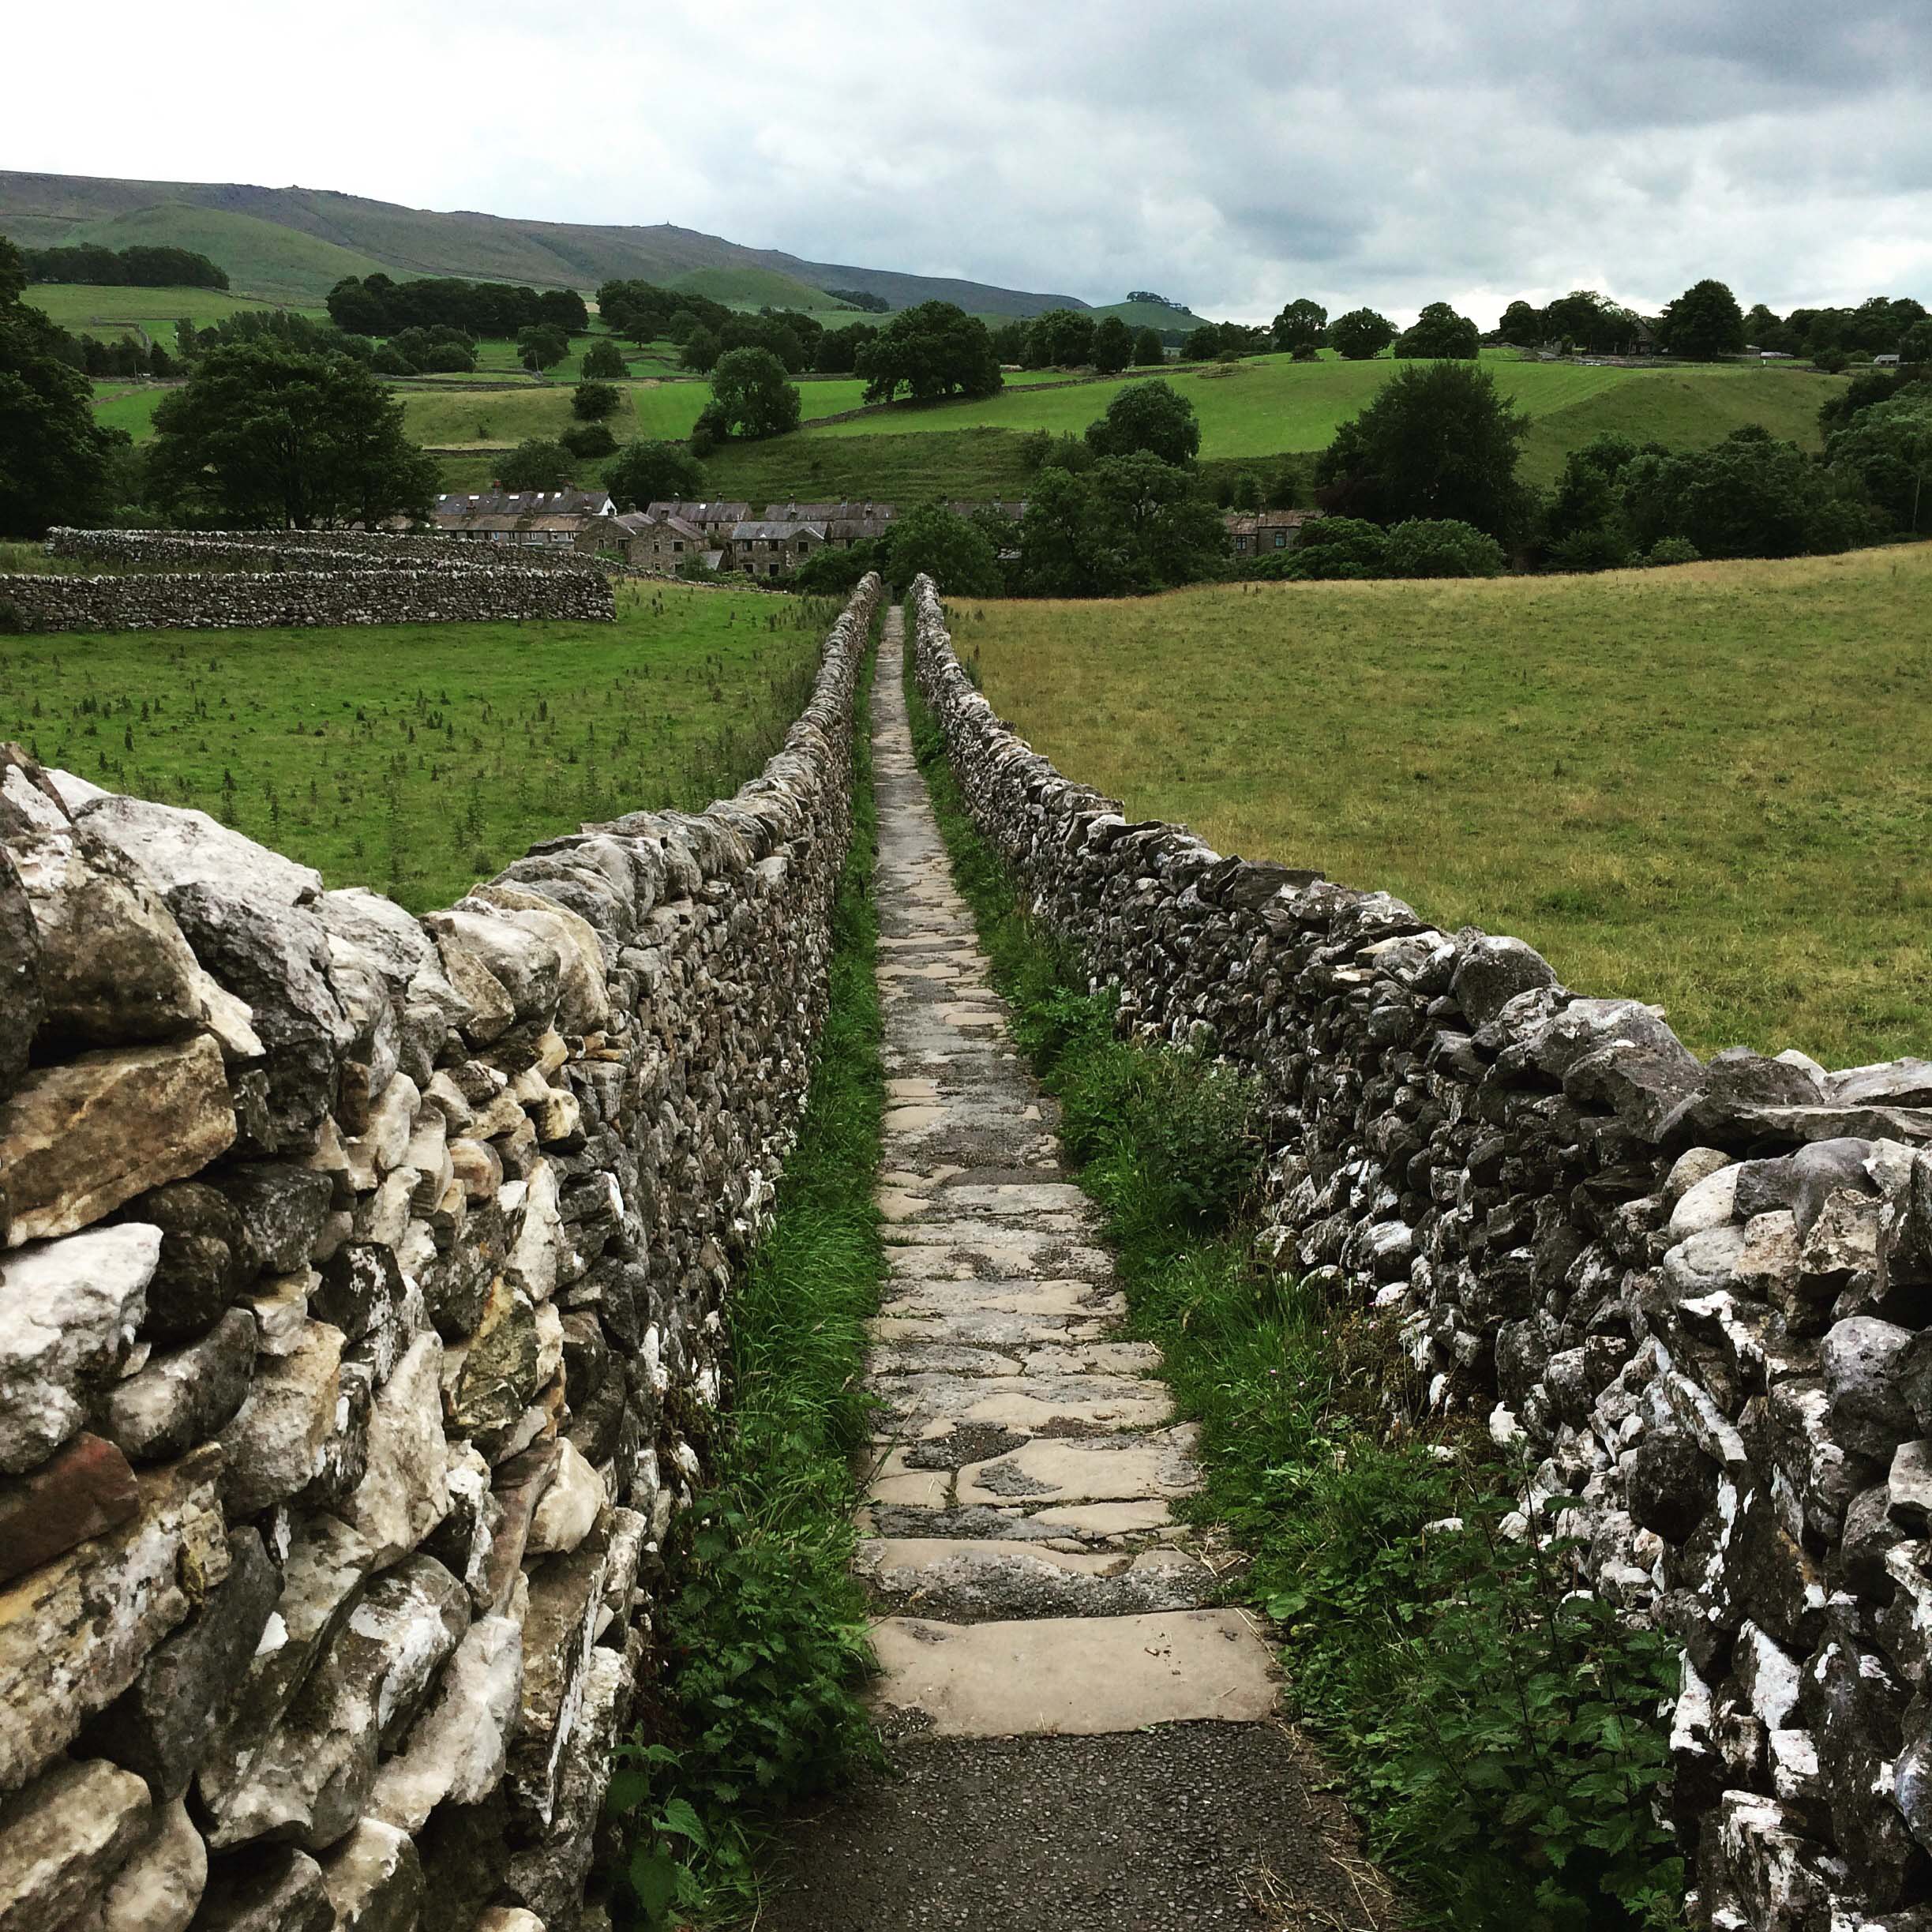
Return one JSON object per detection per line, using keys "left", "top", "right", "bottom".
{"left": 760, "top": 606, "right": 1397, "bottom": 1930}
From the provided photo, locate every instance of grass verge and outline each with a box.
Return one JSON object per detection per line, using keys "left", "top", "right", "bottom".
{"left": 904, "top": 645, "right": 1683, "bottom": 1932}
{"left": 603, "top": 625, "right": 885, "bottom": 1930}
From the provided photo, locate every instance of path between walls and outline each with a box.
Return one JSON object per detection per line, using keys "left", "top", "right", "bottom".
{"left": 762, "top": 608, "right": 1395, "bottom": 1931}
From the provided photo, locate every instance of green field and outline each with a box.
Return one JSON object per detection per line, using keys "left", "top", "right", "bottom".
{"left": 0, "top": 582, "right": 827, "bottom": 912}
{"left": 91, "top": 385, "right": 171, "bottom": 439}
{"left": 955, "top": 546, "right": 1932, "bottom": 1064}
{"left": 62, "top": 203, "right": 388, "bottom": 303}
{"left": 27, "top": 283, "right": 318, "bottom": 338}
{"left": 801, "top": 353, "right": 1841, "bottom": 475}
{"left": 703, "top": 427, "right": 1037, "bottom": 507}
{"left": 399, "top": 375, "right": 875, "bottom": 452}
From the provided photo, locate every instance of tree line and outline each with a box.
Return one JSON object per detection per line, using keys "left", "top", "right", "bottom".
{"left": 326, "top": 274, "right": 589, "bottom": 343}
{"left": 18, "top": 242, "right": 229, "bottom": 291}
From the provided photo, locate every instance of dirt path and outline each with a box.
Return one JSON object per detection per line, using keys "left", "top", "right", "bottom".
{"left": 760, "top": 608, "right": 1397, "bottom": 1931}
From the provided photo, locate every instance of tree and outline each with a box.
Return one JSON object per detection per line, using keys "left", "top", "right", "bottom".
{"left": 856, "top": 302, "right": 1001, "bottom": 404}
{"left": 1901, "top": 319, "right": 1932, "bottom": 365}
{"left": 1278, "top": 517, "right": 1388, "bottom": 579}
{"left": 1272, "top": 298, "right": 1327, "bottom": 353}
{"left": 495, "top": 439, "right": 575, "bottom": 492}
{"left": 603, "top": 439, "right": 703, "bottom": 510}
{"left": 1621, "top": 427, "right": 1873, "bottom": 557}
{"left": 879, "top": 505, "right": 1004, "bottom": 595}
{"left": 1132, "top": 327, "right": 1166, "bottom": 367}
{"left": 680, "top": 327, "right": 720, "bottom": 373}
{"left": 561, "top": 422, "right": 617, "bottom": 460}
{"left": 1084, "top": 379, "right": 1200, "bottom": 466}
{"left": 1543, "top": 291, "right": 1634, "bottom": 355}
{"left": 1498, "top": 300, "right": 1546, "bottom": 347}
{"left": 517, "top": 324, "right": 569, "bottom": 372}
{"left": 572, "top": 381, "right": 621, "bottom": 422}
{"left": 990, "top": 321, "right": 1028, "bottom": 364}
{"left": 814, "top": 324, "right": 875, "bottom": 374}
{"left": 1383, "top": 519, "right": 1507, "bottom": 577}
{"left": 1017, "top": 452, "right": 1228, "bottom": 596}
{"left": 1545, "top": 432, "right": 1643, "bottom": 543}
{"left": 147, "top": 343, "right": 437, "bottom": 529}
{"left": 580, "top": 338, "right": 629, "bottom": 380}
{"left": 1394, "top": 302, "right": 1480, "bottom": 359}
{"left": 1827, "top": 394, "right": 1932, "bottom": 532}
{"left": 1026, "top": 309, "right": 1097, "bottom": 369}
{"left": 1657, "top": 279, "right": 1746, "bottom": 360}
{"left": 703, "top": 347, "right": 800, "bottom": 441}
{"left": 0, "top": 238, "right": 123, "bottom": 536}
{"left": 1092, "top": 316, "right": 1134, "bottom": 375}
{"left": 1328, "top": 308, "right": 1397, "bottom": 360}
{"left": 1315, "top": 361, "right": 1529, "bottom": 537}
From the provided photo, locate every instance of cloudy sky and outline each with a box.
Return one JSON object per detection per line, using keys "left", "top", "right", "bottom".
{"left": 8, "top": 1, "right": 1930, "bottom": 323}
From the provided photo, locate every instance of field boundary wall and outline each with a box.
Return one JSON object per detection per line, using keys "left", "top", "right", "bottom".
{"left": 910, "top": 571, "right": 1932, "bottom": 1931}
{"left": 0, "top": 574, "right": 882, "bottom": 1930}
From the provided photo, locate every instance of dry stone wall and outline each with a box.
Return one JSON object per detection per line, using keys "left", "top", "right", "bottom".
{"left": 43, "top": 530, "right": 609, "bottom": 576}
{"left": 0, "top": 573, "right": 880, "bottom": 1932}
{"left": 910, "top": 573, "right": 1932, "bottom": 1932}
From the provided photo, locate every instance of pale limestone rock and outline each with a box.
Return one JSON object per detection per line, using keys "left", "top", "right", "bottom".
{"left": 503, "top": 1162, "right": 564, "bottom": 1302}
{"left": 0, "top": 1034, "right": 235, "bottom": 1245}
{"left": 318, "top": 1818, "right": 422, "bottom": 1932}
{"left": 369, "top": 1614, "right": 523, "bottom": 1833}
{"left": 0, "top": 1443, "right": 227, "bottom": 1792}
{"left": 471, "top": 884, "right": 609, "bottom": 1034}
{"left": 527, "top": 1440, "right": 606, "bottom": 1557}
{"left": 0, "top": 1221, "right": 159, "bottom": 1472}
{"left": 88, "top": 1796, "right": 205, "bottom": 1932}
{"left": 0, "top": 1758, "right": 149, "bottom": 1932}
{"left": 216, "top": 1320, "right": 345, "bottom": 1516}
{"left": 340, "top": 1333, "right": 451, "bottom": 1566}
{"left": 99, "top": 1307, "right": 257, "bottom": 1463}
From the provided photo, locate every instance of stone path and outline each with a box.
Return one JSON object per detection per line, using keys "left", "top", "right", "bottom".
{"left": 763, "top": 610, "right": 1397, "bottom": 1930}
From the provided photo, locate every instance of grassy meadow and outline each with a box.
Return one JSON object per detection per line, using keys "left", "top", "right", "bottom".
{"left": 952, "top": 546, "right": 1932, "bottom": 1065}
{"left": 28, "top": 282, "right": 319, "bottom": 338}
{"left": 0, "top": 582, "right": 829, "bottom": 913}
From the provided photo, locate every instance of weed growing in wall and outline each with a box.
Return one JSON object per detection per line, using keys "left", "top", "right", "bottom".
{"left": 604, "top": 625, "right": 885, "bottom": 1930}
{"left": 906, "top": 646, "right": 1683, "bottom": 1932}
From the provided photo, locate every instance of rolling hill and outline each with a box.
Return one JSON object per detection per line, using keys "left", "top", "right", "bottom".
{"left": 0, "top": 169, "right": 1090, "bottom": 315}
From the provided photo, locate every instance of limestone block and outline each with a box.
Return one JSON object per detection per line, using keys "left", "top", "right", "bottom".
{"left": 76, "top": 1795, "right": 205, "bottom": 1932}
{"left": 195, "top": 1513, "right": 375, "bottom": 1828}
{"left": 203, "top": 1554, "right": 467, "bottom": 1852}
{"left": 448, "top": 1277, "right": 543, "bottom": 1450}
{"left": 369, "top": 1614, "right": 523, "bottom": 1834}
{"left": 527, "top": 1440, "right": 606, "bottom": 1558}
{"left": 216, "top": 1320, "right": 344, "bottom": 1517}
{"left": 0, "top": 843, "right": 42, "bottom": 1105}
{"left": 9, "top": 823, "right": 208, "bottom": 1047}
{"left": 470, "top": 885, "right": 610, "bottom": 1035}
{"left": 189, "top": 1846, "right": 334, "bottom": 1932}
{"left": 317, "top": 1819, "right": 422, "bottom": 1932}
{"left": 115, "top": 1179, "right": 247, "bottom": 1344}
{"left": 502, "top": 1164, "right": 565, "bottom": 1302}
{"left": 340, "top": 1332, "right": 450, "bottom": 1566}
{"left": 0, "top": 1757, "right": 150, "bottom": 1932}
{"left": 99, "top": 1307, "right": 257, "bottom": 1463}
{"left": 508, "top": 1531, "right": 610, "bottom": 1827}
{"left": 0, "top": 1221, "right": 158, "bottom": 1472}
{"left": 422, "top": 1444, "right": 500, "bottom": 1612}
{"left": 0, "top": 1431, "right": 139, "bottom": 1584}
{"left": 427, "top": 909, "right": 557, "bottom": 1026}
{"left": 78, "top": 1526, "right": 280, "bottom": 1802}
{"left": 0, "top": 1035, "right": 235, "bottom": 1246}
{"left": 0, "top": 1442, "right": 227, "bottom": 1793}
{"left": 214, "top": 1164, "right": 336, "bottom": 1277}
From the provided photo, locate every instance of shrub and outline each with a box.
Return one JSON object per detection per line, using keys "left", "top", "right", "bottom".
{"left": 561, "top": 421, "right": 618, "bottom": 460}
{"left": 370, "top": 343, "right": 413, "bottom": 376}
{"left": 572, "top": 380, "right": 623, "bottom": 422}
{"left": 1280, "top": 516, "right": 1388, "bottom": 579}
{"left": 1545, "top": 525, "right": 1635, "bottom": 572}
{"left": 1644, "top": 536, "right": 1701, "bottom": 566}
{"left": 1383, "top": 518, "right": 1507, "bottom": 577}
{"left": 580, "top": 337, "right": 629, "bottom": 380}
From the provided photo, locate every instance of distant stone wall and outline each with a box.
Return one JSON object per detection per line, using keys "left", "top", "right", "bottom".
{"left": 0, "top": 564, "right": 614, "bottom": 632}
{"left": 910, "top": 573, "right": 1932, "bottom": 1931}
{"left": 43, "top": 528, "right": 608, "bottom": 576}
{"left": 0, "top": 573, "right": 880, "bottom": 1932}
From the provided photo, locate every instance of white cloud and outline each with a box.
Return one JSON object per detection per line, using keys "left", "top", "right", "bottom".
{"left": 5, "top": 0, "right": 1928, "bottom": 324}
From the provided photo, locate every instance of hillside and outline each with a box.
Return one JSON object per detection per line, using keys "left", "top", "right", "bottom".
{"left": 1088, "top": 297, "right": 1214, "bottom": 334}
{"left": 0, "top": 169, "right": 1087, "bottom": 313}
{"left": 963, "top": 546, "right": 1932, "bottom": 1067}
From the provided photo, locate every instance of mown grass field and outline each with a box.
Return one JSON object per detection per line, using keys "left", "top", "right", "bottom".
{"left": 0, "top": 582, "right": 827, "bottom": 913}
{"left": 28, "top": 283, "right": 320, "bottom": 337}
{"left": 955, "top": 545, "right": 1932, "bottom": 1065}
